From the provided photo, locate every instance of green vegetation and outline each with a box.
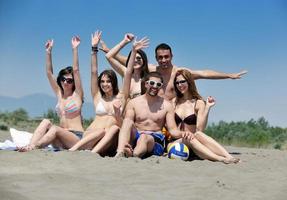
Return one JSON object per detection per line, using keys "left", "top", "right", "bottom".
{"left": 205, "top": 117, "right": 287, "bottom": 150}
{"left": 0, "top": 108, "right": 94, "bottom": 132}
{"left": 1, "top": 109, "right": 286, "bottom": 150}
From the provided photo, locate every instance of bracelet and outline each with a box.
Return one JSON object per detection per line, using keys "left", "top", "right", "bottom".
{"left": 92, "top": 46, "right": 98, "bottom": 52}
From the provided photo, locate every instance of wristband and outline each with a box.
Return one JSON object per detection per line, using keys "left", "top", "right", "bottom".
{"left": 92, "top": 46, "right": 98, "bottom": 52}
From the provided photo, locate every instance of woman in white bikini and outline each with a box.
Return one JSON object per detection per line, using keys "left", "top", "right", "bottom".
{"left": 170, "top": 69, "right": 240, "bottom": 164}
{"left": 19, "top": 36, "right": 84, "bottom": 151}
{"left": 69, "top": 31, "right": 149, "bottom": 155}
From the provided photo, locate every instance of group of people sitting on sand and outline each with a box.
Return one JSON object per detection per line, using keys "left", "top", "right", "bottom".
{"left": 18, "top": 31, "right": 246, "bottom": 164}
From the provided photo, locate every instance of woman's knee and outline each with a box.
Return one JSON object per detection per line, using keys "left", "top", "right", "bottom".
{"left": 42, "top": 119, "right": 52, "bottom": 128}
{"left": 48, "top": 125, "right": 58, "bottom": 135}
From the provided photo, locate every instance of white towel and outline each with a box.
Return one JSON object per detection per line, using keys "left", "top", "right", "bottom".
{"left": 10, "top": 128, "right": 33, "bottom": 147}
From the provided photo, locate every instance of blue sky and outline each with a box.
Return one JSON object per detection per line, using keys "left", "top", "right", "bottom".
{"left": 0, "top": 0, "right": 286, "bottom": 127}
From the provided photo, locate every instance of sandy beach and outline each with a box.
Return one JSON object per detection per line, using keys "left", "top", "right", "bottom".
{"left": 0, "top": 131, "right": 286, "bottom": 200}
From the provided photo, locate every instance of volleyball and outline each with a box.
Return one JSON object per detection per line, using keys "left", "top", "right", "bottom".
{"left": 167, "top": 142, "right": 189, "bottom": 161}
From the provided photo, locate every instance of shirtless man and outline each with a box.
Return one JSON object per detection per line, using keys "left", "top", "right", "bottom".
{"left": 116, "top": 72, "right": 188, "bottom": 158}
{"left": 148, "top": 43, "right": 247, "bottom": 99}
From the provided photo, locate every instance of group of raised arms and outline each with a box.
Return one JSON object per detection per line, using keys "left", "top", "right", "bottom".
{"left": 19, "top": 31, "right": 247, "bottom": 164}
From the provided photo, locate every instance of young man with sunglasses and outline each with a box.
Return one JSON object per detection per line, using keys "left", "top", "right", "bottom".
{"left": 115, "top": 72, "right": 191, "bottom": 158}
{"left": 148, "top": 43, "right": 247, "bottom": 100}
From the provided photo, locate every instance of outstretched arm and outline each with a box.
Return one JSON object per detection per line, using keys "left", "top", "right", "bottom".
{"left": 45, "top": 39, "right": 60, "bottom": 96}
{"left": 105, "top": 33, "right": 135, "bottom": 77}
{"left": 99, "top": 40, "right": 127, "bottom": 65}
{"left": 90, "top": 30, "right": 102, "bottom": 100}
{"left": 196, "top": 97, "right": 215, "bottom": 132}
{"left": 71, "top": 36, "right": 84, "bottom": 100}
{"left": 188, "top": 69, "right": 248, "bottom": 80}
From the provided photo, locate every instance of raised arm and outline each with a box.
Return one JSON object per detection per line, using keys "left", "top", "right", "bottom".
{"left": 196, "top": 96, "right": 215, "bottom": 132}
{"left": 71, "top": 36, "right": 84, "bottom": 100}
{"left": 45, "top": 39, "right": 60, "bottom": 96}
{"left": 121, "top": 37, "right": 150, "bottom": 101}
{"left": 99, "top": 40, "right": 127, "bottom": 65}
{"left": 105, "top": 33, "right": 135, "bottom": 77}
{"left": 90, "top": 31, "right": 102, "bottom": 100}
{"left": 187, "top": 69, "right": 248, "bottom": 80}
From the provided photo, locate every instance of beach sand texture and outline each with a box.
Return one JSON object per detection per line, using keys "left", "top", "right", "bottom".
{"left": 0, "top": 130, "right": 286, "bottom": 200}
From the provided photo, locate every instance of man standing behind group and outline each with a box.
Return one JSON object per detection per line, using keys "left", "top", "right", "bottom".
{"left": 116, "top": 72, "right": 188, "bottom": 158}
{"left": 148, "top": 43, "right": 247, "bottom": 100}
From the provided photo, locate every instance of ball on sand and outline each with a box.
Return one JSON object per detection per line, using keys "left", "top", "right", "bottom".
{"left": 167, "top": 142, "right": 189, "bottom": 161}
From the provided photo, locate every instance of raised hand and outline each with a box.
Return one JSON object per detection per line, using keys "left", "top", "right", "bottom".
{"left": 45, "top": 39, "right": 54, "bottom": 53}
{"left": 99, "top": 40, "right": 109, "bottom": 53}
{"left": 124, "top": 33, "right": 135, "bottom": 43}
{"left": 230, "top": 70, "right": 248, "bottom": 79}
{"left": 91, "top": 30, "right": 102, "bottom": 47}
{"left": 71, "top": 36, "right": 81, "bottom": 49}
{"left": 132, "top": 37, "right": 149, "bottom": 51}
{"left": 206, "top": 96, "right": 216, "bottom": 107}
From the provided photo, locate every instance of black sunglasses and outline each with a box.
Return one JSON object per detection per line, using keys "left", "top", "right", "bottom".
{"left": 61, "top": 77, "right": 74, "bottom": 84}
{"left": 175, "top": 80, "right": 187, "bottom": 85}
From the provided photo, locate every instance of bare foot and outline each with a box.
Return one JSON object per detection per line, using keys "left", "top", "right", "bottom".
{"left": 123, "top": 144, "right": 133, "bottom": 157}
{"left": 18, "top": 144, "right": 36, "bottom": 152}
{"left": 115, "top": 144, "right": 133, "bottom": 158}
{"left": 223, "top": 157, "right": 241, "bottom": 164}
{"left": 115, "top": 151, "right": 125, "bottom": 158}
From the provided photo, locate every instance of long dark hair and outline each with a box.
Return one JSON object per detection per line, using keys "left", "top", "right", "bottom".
{"left": 126, "top": 49, "right": 149, "bottom": 78}
{"left": 98, "top": 69, "right": 119, "bottom": 97}
{"left": 56, "top": 66, "right": 75, "bottom": 94}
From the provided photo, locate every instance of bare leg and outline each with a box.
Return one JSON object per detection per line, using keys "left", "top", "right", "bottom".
{"left": 184, "top": 137, "right": 239, "bottom": 164}
{"left": 18, "top": 119, "right": 52, "bottom": 152}
{"left": 195, "top": 131, "right": 235, "bottom": 159}
{"left": 116, "top": 118, "right": 135, "bottom": 156}
{"left": 35, "top": 126, "right": 80, "bottom": 149}
{"left": 133, "top": 134, "right": 154, "bottom": 158}
{"left": 91, "top": 125, "right": 119, "bottom": 154}
{"left": 69, "top": 129, "right": 105, "bottom": 151}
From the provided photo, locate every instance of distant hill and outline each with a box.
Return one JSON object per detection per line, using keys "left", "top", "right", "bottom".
{"left": 0, "top": 93, "right": 95, "bottom": 119}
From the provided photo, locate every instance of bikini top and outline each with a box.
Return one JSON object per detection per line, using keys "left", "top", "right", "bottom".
{"left": 95, "top": 99, "right": 115, "bottom": 116}
{"left": 175, "top": 113, "right": 197, "bottom": 126}
{"left": 55, "top": 93, "right": 81, "bottom": 119}
{"left": 174, "top": 100, "right": 197, "bottom": 130}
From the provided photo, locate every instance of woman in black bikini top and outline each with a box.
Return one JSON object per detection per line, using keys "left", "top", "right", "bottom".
{"left": 171, "top": 69, "right": 240, "bottom": 164}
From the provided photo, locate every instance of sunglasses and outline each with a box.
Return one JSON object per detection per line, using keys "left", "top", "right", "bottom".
{"left": 146, "top": 80, "right": 163, "bottom": 88}
{"left": 175, "top": 80, "right": 187, "bottom": 85}
{"left": 135, "top": 56, "right": 142, "bottom": 61}
{"left": 61, "top": 77, "right": 74, "bottom": 84}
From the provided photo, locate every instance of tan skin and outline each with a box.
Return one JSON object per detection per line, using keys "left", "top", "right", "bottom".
{"left": 104, "top": 44, "right": 247, "bottom": 100}
{"left": 19, "top": 37, "right": 84, "bottom": 151}
{"left": 171, "top": 74, "right": 240, "bottom": 164}
{"left": 69, "top": 32, "right": 149, "bottom": 155}
{"left": 105, "top": 33, "right": 148, "bottom": 98}
{"left": 116, "top": 76, "right": 190, "bottom": 158}
{"left": 149, "top": 48, "right": 247, "bottom": 100}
